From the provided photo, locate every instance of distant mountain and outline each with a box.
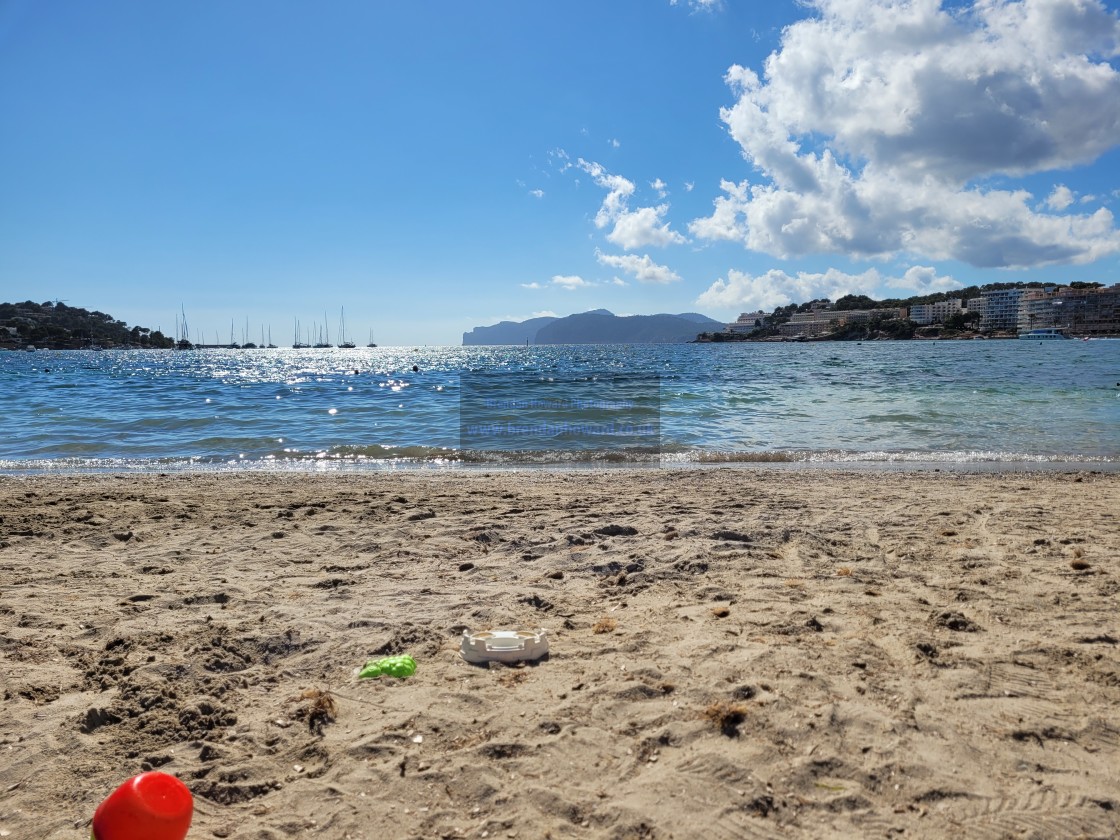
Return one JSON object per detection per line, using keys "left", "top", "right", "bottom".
{"left": 675, "top": 312, "right": 722, "bottom": 324}
{"left": 463, "top": 310, "right": 722, "bottom": 345}
{"left": 462, "top": 315, "right": 560, "bottom": 346}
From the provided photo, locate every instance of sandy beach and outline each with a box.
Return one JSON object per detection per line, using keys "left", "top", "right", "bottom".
{"left": 2, "top": 468, "right": 1118, "bottom": 839}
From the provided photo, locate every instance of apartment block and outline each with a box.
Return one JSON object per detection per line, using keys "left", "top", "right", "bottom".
{"left": 725, "top": 311, "right": 769, "bottom": 334}
{"left": 979, "top": 288, "right": 1024, "bottom": 331}
{"left": 1018, "top": 284, "right": 1120, "bottom": 336}
{"left": 909, "top": 298, "right": 963, "bottom": 325}
{"left": 778, "top": 308, "right": 906, "bottom": 337}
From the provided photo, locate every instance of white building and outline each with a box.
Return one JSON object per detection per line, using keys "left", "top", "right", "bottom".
{"left": 1018, "top": 284, "right": 1120, "bottom": 336}
{"left": 726, "top": 311, "right": 769, "bottom": 334}
{"left": 909, "top": 298, "right": 963, "bottom": 325}
{"left": 980, "top": 288, "right": 1024, "bottom": 332}
{"left": 778, "top": 308, "right": 906, "bottom": 337}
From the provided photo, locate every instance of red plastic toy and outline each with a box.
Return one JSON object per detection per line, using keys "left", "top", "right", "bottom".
{"left": 91, "top": 772, "right": 193, "bottom": 840}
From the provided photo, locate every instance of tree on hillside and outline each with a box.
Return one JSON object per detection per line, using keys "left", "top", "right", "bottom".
{"left": 943, "top": 311, "right": 980, "bottom": 331}
{"left": 833, "top": 294, "right": 878, "bottom": 310}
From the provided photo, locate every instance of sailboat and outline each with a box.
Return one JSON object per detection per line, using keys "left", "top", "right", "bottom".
{"left": 293, "top": 319, "right": 308, "bottom": 349}
{"left": 367, "top": 329, "right": 377, "bottom": 348}
{"left": 242, "top": 317, "right": 257, "bottom": 349}
{"left": 338, "top": 307, "right": 356, "bottom": 348}
{"left": 175, "top": 305, "right": 193, "bottom": 350}
{"left": 313, "top": 316, "right": 332, "bottom": 348}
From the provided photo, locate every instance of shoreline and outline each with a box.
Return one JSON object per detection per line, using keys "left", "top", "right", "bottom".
{"left": 3, "top": 469, "right": 1118, "bottom": 838}
{"left": 3, "top": 456, "right": 1119, "bottom": 478}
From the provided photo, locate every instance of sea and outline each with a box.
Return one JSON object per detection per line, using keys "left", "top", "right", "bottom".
{"left": 2, "top": 340, "right": 1118, "bottom": 473}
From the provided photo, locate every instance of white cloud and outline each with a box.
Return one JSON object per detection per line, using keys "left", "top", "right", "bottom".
{"left": 609, "top": 138, "right": 621, "bottom": 149}
{"left": 696, "top": 267, "right": 883, "bottom": 311}
{"left": 492, "top": 310, "right": 559, "bottom": 324}
{"left": 578, "top": 159, "right": 687, "bottom": 250}
{"left": 1046, "top": 185, "right": 1075, "bottom": 211}
{"left": 521, "top": 282, "right": 544, "bottom": 289}
{"left": 576, "top": 159, "right": 633, "bottom": 224}
{"left": 595, "top": 249, "right": 682, "bottom": 284}
{"left": 529, "top": 189, "right": 545, "bottom": 199}
{"left": 684, "top": 181, "right": 695, "bottom": 192}
{"left": 607, "top": 206, "right": 688, "bottom": 250}
{"left": 611, "top": 277, "right": 628, "bottom": 286}
{"left": 551, "top": 274, "right": 594, "bottom": 290}
{"left": 651, "top": 178, "right": 668, "bottom": 198}
{"left": 549, "top": 148, "right": 572, "bottom": 173}
{"left": 890, "top": 265, "right": 960, "bottom": 293}
{"left": 670, "top": 0, "right": 722, "bottom": 11}
{"left": 695, "top": 265, "right": 959, "bottom": 310}
{"left": 688, "top": 179, "right": 750, "bottom": 243}
{"left": 689, "top": 0, "right": 1120, "bottom": 268}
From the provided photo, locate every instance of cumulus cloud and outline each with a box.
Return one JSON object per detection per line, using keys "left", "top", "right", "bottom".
{"left": 688, "top": 179, "right": 750, "bottom": 243}
{"left": 697, "top": 268, "right": 882, "bottom": 311}
{"left": 651, "top": 178, "right": 668, "bottom": 198}
{"left": 689, "top": 0, "right": 1120, "bottom": 268}
{"left": 551, "top": 274, "right": 594, "bottom": 290}
{"left": 695, "top": 265, "right": 959, "bottom": 310}
{"left": 890, "top": 265, "right": 960, "bottom": 293}
{"left": 529, "top": 189, "right": 545, "bottom": 199}
{"left": 595, "top": 249, "right": 682, "bottom": 284}
{"left": 1046, "top": 185, "right": 1075, "bottom": 211}
{"left": 521, "top": 282, "right": 544, "bottom": 289}
{"left": 578, "top": 159, "right": 687, "bottom": 250}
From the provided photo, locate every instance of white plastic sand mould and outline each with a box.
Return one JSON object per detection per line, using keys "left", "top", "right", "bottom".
{"left": 460, "top": 628, "right": 549, "bottom": 664}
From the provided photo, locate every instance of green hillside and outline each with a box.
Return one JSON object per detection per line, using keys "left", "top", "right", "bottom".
{"left": 0, "top": 300, "right": 174, "bottom": 349}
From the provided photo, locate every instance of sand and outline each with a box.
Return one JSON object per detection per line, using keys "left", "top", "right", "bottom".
{"left": 1, "top": 468, "right": 1119, "bottom": 840}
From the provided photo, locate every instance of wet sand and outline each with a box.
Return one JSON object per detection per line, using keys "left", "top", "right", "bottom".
{"left": 2, "top": 469, "right": 1118, "bottom": 839}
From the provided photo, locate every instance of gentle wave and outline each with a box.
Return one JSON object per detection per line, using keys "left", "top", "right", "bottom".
{"left": 2, "top": 448, "right": 1116, "bottom": 476}
{"left": 2, "top": 341, "right": 1118, "bottom": 472}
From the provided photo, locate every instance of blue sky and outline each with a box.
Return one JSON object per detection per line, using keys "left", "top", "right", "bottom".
{"left": 2, "top": 0, "right": 1119, "bottom": 345}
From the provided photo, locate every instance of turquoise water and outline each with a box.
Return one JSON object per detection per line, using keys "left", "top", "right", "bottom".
{"left": 1, "top": 341, "right": 1118, "bottom": 471}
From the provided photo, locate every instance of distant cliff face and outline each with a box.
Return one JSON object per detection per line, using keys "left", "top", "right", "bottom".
{"left": 462, "top": 310, "right": 722, "bottom": 345}
{"left": 462, "top": 316, "right": 560, "bottom": 346}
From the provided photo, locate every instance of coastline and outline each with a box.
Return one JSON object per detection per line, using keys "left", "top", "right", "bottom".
{"left": 4, "top": 451, "right": 1119, "bottom": 476}
{"left": 3, "top": 469, "right": 1119, "bottom": 839}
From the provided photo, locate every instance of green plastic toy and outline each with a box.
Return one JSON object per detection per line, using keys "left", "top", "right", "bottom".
{"left": 359, "top": 654, "right": 417, "bottom": 679}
